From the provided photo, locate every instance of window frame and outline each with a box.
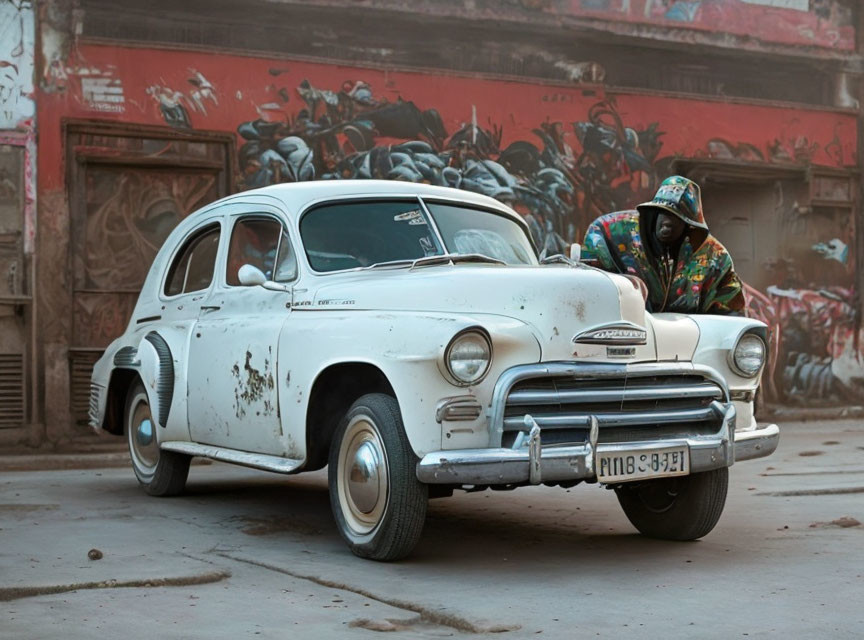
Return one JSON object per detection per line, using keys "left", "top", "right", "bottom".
{"left": 161, "top": 221, "right": 222, "bottom": 299}
{"left": 224, "top": 212, "right": 299, "bottom": 287}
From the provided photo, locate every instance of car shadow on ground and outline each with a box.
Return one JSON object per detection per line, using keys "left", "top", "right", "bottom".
{"left": 154, "top": 471, "right": 751, "bottom": 572}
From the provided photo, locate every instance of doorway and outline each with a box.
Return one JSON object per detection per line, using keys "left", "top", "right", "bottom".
{"left": 65, "top": 122, "right": 234, "bottom": 428}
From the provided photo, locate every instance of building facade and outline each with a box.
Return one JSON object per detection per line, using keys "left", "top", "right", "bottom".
{"left": 1, "top": 0, "right": 861, "bottom": 448}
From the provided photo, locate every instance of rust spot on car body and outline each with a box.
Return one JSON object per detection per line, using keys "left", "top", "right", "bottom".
{"left": 230, "top": 350, "right": 275, "bottom": 419}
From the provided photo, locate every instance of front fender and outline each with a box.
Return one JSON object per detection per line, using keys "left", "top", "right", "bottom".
{"left": 690, "top": 315, "right": 768, "bottom": 432}
{"left": 690, "top": 315, "right": 768, "bottom": 389}
{"left": 280, "top": 311, "right": 542, "bottom": 458}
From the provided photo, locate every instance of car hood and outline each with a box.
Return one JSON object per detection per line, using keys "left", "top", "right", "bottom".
{"left": 301, "top": 265, "right": 697, "bottom": 362}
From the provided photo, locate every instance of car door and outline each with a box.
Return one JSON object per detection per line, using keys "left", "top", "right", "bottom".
{"left": 186, "top": 205, "right": 299, "bottom": 455}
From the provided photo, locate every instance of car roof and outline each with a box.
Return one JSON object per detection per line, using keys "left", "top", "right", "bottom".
{"left": 200, "top": 180, "right": 526, "bottom": 226}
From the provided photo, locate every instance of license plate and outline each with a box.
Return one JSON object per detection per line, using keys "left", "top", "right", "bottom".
{"left": 597, "top": 446, "right": 689, "bottom": 483}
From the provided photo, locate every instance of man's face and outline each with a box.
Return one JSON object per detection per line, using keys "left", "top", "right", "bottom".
{"left": 655, "top": 211, "right": 686, "bottom": 246}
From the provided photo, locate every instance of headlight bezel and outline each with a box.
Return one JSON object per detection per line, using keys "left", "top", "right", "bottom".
{"left": 729, "top": 331, "right": 766, "bottom": 378}
{"left": 444, "top": 328, "right": 493, "bottom": 386}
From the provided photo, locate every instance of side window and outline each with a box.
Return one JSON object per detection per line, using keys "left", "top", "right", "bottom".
{"left": 164, "top": 225, "right": 220, "bottom": 296}
{"left": 226, "top": 217, "right": 287, "bottom": 286}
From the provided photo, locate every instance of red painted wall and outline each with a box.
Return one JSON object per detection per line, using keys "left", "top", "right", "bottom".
{"left": 39, "top": 43, "right": 857, "bottom": 191}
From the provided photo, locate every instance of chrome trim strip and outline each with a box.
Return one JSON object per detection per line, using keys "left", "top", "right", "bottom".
{"left": 488, "top": 362, "right": 730, "bottom": 445}
{"left": 506, "top": 382, "right": 723, "bottom": 406}
{"left": 160, "top": 441, "right": 304, "bottom": 474}
{"left": 734, "top": 423, "right": 780, "bottom": 461}
{"left": 435, "top": 396, "right": 483, "bottom": 423}
{"left": 502, "top": 404, "right": 721, "bottom": 430}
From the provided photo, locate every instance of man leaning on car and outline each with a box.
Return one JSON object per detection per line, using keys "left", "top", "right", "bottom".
{"left": 582, "top": 175, "right": 745, "bottom": 316}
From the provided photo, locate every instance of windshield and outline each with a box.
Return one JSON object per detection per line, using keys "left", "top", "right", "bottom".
{"left": 426, "top": 202, "right": 537, "bottom": 266}
{"left": 300, "top": 200, "right": 442, "bottom": 272}
{"left": 300, "top": 198, "right": 537, "bottom": 273}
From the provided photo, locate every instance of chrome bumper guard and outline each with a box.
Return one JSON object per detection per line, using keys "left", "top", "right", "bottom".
{"left": 417, "top": 405, "right": 780, "bottom": 485}
{"left": 733, "top": 423, "right": 780, "bottom": 461}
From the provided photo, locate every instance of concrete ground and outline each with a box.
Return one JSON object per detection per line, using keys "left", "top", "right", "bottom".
{"left": 1, "top": 419, "right": 862, "bottom": 639}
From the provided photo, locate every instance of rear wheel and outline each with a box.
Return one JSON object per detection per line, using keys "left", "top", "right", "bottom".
{"left": 125, "top": 380, "right": 190, "bottom": 496}
{"left": 328, "top": 393, "right": 428, "bottom": 561}
{"left": 614, "top": 467, "right": 728, "bottom": 541}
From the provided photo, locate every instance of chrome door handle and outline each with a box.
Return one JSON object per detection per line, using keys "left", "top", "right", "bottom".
{"left": 200, "top": 305, "right": 221, "bottom": 311}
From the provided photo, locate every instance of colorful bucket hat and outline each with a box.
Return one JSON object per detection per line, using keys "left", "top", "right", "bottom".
{"left": 636, "top": 175, "right": 707, "bottom": 230}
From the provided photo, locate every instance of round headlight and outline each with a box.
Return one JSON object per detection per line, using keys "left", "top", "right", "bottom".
{"left": 732, "top": 334, "right": 765, "bottom": 377}
{"left": 446, "top": 330, "right": 492, "bottom": 385}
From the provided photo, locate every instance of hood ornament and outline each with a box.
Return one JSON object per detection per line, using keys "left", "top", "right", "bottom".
{"left": 573, "top": 322, "right": 647, "bottom": 346}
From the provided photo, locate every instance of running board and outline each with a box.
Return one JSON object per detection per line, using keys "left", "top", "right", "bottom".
{"left": 160, "top": 441, "right": 304, "bottom": 474}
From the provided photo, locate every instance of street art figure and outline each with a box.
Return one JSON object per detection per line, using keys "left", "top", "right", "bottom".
{"left": 582, "top": 175, "right": 745, "bottom": 315}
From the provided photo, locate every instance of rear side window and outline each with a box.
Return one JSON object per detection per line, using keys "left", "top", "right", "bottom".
{"left": 226, "top": 217, "right": 283, "bottom": 286}
{"left": 164, "top": 225, "right": 220, "bottom": 296}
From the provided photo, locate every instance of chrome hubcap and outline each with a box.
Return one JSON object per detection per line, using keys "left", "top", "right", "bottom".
{"left": 338, "top": 416, "right": 388, "bottom": 535}
{"left": 129, "top": 395, "right": 159, "bottom": 472}
{"left": 348, "top": 440, "right": 382, "bottom": 514}
{"left": 137, "top": 419, "right": 154, "bottom": 447}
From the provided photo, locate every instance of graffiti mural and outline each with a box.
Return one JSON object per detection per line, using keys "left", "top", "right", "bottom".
{"left": 759, "top": 286, "right": 862, "bottom": 404}
{"left": 234, "top": 79, "right": 669, "bottom": 253}
{"left": 573, "top": 0, "right": 855, "bottom": 50}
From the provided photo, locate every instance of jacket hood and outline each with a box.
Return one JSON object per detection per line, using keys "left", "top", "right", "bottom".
{"left": 636, "top": 175, "right": 708, "bottom": 231}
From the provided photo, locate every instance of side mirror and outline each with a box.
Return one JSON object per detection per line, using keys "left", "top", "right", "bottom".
{"left": 569, "top": 243, "right": 582, "bottom": 262}
{"left": 238, "top": 264, "right": 267, "bottom": 286}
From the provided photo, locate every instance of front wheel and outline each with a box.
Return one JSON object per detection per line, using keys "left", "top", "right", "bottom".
{"left": 614, "top": 467, "right": 729, "bottom": 541}
{"left": 328, "top": 393, "right": 428, "bottom": 561}
{"left": 125, "top": 380, "right": 190, "bottom": 496}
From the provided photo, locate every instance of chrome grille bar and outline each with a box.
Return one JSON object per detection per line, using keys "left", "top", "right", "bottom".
{"left": 506, "top": 383, "right": 723, "bottom": 406}
{"left": 489, "top": 362, "right": 731, "bottom": 446}
{"left": 503, "top": 405, "right": 722, "bottom": 431}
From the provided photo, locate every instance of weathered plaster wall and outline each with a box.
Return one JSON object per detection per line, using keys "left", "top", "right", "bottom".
{"left": 281, "top": 0, "right": 857, "bottom": 53}
{"left": 569, "top": 0, "right": 856, "bottom": 51}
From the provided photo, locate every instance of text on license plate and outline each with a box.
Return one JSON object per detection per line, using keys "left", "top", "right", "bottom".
{"left": 597, "top": 446, "right": 689, "bottom": 483}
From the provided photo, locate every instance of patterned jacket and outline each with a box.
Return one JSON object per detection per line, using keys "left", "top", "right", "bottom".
{"left": 582, "top": 210, "right": 745, "bottom": 315}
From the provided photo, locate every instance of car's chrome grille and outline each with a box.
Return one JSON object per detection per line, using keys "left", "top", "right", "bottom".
{"left": 501, "top": 374, "right": 725, "bottom": 447}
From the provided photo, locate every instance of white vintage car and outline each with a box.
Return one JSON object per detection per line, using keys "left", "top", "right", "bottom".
{"left": 90, "top": 180, "right": 779, "bottom": 560}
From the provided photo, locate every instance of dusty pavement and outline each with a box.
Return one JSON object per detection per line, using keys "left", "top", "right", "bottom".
{"left": 1, "top": 419, "right": 863, "bottom": 639}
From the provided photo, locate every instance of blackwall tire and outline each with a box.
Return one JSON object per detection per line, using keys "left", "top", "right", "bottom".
{"left": 328, "top": 393, "right": 428, "bottom": 561}
{"left": 125, "top": 380, "right": 190, "bottom": 497}
{"left": 614, "top": 467, "right": 729, "bottom": 541}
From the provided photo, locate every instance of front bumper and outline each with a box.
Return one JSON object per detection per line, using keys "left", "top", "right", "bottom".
{"left": 733, "top": 423, "right": 780, "bottom": 461}
{"left": 416, "top": 416, "right": 780, "bottom": 486}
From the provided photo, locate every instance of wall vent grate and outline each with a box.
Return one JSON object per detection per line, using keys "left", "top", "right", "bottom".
{"left": 0, "top": 353, "right": 25, "bottom": 428}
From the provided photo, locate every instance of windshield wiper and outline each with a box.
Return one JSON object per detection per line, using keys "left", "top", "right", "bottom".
{"left": 409, "top": 253, "right": 507, "bottom": 269}
{"left": 361, "top": 259, "right": 417, "bottom": 270}
{"left": 539, "top": 253, "right": 577, "bottom": 266}
{"left": 361, "top": 253, "right": 507, "bottom": 271}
